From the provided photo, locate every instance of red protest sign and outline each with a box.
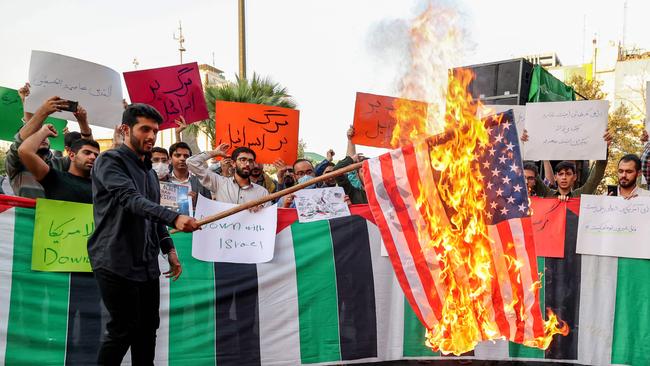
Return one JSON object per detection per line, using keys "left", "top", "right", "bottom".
{"left": 215, "top": 101, "right": 299, "bottom": 164}
{"left": 530, "top": 197, "right": 566, "bottom": 258}
{"left": 123, "top": 62, "right": 209, "bottom": 130}
{"left": 352, "top": 92, "right": 427, "bottom": 148}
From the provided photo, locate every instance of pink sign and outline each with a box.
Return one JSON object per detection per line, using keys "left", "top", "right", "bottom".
{"left": 124, "top": 62, "right": 209, "bottom": 130}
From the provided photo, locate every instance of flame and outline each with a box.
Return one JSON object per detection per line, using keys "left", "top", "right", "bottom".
{"left": 387, "top": 2, "right": 568, "bottom": 355}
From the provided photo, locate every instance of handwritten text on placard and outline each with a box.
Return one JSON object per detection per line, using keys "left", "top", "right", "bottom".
{"left": 576, "top": 195, "right": 650, "bottom": 260}
{"left": 32, "top": 198, "right": 94, "bottom": 272}
{"left": 192, "top": 196, "right": 278, "bottom": 263}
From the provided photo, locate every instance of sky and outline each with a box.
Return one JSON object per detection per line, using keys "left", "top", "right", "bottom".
{"left": 1, "top": 0, "right": 648, "bottom": 157}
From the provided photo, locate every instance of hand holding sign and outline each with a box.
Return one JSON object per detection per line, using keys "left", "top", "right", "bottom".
{"left": 215, "top": 101, "right": 299, "bottom": 164}
{"left": 124, "top": 62, "right": 209, "bottom": 130}
{"left": 352, "top": 92, "right": 427, "bottom": 148}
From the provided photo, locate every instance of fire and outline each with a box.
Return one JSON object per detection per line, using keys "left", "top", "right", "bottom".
{"left": 387, "top": 2, "right": 568, "bottom": 356}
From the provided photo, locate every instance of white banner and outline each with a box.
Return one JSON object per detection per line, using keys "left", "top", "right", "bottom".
{"left": 577, "top": 194, "right": 650, "bottom": 260}
{"left": 523, "top": 100, "right": 609, "bottom": 160}
{"left": 192, "top": 195, "right": 277, "bottom": 263}
{"left": 24, "top": 50, "right": 124, "bottom": 128}
{"left": 294, "top": 187, "right": 350, "bottom": 223}
{"left": 480, "top": 105, "right": 526, "bottom": 158}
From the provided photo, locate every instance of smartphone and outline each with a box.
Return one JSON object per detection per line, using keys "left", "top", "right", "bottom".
{"left": 607, "top": 185, "right": 618, "bottom": 196}
{"left": 60, "top": 100, "right": 78, "bottom": 112}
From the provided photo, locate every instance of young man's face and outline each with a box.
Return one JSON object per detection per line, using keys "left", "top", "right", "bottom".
{"left": 152, "top": 152, "right": 168, "bottom": 164}
{"left": 124, "top": 117, "right": 159, "bottom": 156}
{"left": 171, "top": 148, "right": 191, "bottom": 171}
{"left": 70, "top": 145, "right": 100, "bottom": 174}
{"left": 555, "top": 169, "right": 577, "bottom": 190}
{"left": 323, "top": 165, "right": 336, "bottom": 187}
{"left": 524, "top": 169, "right": 537, "bottom": 190}
{"left": 618, "top": 160, "right": 639, "bottom": 189}
{"left": 294, "top": 161, "right": 315, "bottom": 179}
{"left": 250, "top": 162, "right": 263, "bottom": 179}
{"left": 234, "top": 152, "right": 255, "bottom": 178}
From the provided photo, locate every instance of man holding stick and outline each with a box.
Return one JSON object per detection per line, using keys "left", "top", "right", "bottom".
{"left": 88, "top": 104, "right": 199, "bottom": 365}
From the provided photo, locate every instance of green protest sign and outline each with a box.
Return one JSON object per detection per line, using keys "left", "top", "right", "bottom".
{"left": 31, "top": 198, "right": 93, "bottom": 272}
{"left": 0, "top": 86, "right": 67, "bottom": 151}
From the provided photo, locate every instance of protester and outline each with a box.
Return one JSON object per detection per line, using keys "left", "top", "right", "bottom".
{"left": 162, "top": 141, "right": 211, "bottom": 210}
{"left": 315, "top": 149, "right": 335, "bottom": 176}
{"left": 612, "top": 154, "right": 650, "bottom": 198}
{"left": 273, "top": 158, "right": 297, "bottom": 190}
{"left": 151, "top": 146, "right": 170, "bottom": 180}
{"left": 250, "top": 161, "right": 277, "bottom": 194}
{"left": 187, "top": 144, "right": 268, "bottom": 207}
{"left": 523, "top": 129, "right": 612, "bottom": 200}
{"left": 523, "top": 162, "right": 539, "bottom": 196}
{"left": 18, "top": 124, "right": 98, "bottom": 202}
{"left": 321, "top": 162, "right": 337, "bottom": 187}
{"left": 333, "top": 126, "right": 368, "bottom": 204}
{"left": 6, "top": 96, "right": 92, "bottom": 198}
{"left": 640, "top": 129, "right": 650, "bottom": 185}
{"left": 88, "top": 103, "right": 199, "bottom": 365}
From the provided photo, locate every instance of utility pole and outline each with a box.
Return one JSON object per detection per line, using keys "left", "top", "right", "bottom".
{"left": 238, "top": 0, "right": 247, "bottom": 79}
{"left": 174, "top": 20, "right": 187, "bottom": 64}
{"left": 132, "top": 58, "right": 139, "bottom": 70}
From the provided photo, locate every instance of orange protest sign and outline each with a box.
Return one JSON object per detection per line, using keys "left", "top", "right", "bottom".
{"left": 352, "top": 92, "right": 427, "bottom": 148}
{"left": 215, "top": 101, "right": 299, "bottom": 164}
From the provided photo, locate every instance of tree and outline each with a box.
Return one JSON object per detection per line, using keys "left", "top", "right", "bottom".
{"left": 566, "top": 76, "right": 643, "bottom": 192}
{"left": 187, "top": 73, "right": 297, "bottom": 148}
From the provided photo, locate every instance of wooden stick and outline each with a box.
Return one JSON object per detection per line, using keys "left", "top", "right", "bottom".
{"left": 170, "top": 161, "right": 365, "bottom": 233}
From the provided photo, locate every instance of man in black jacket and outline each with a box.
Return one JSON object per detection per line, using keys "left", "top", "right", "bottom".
{"left": 88, "top": 104, "right": 199, "bottom": 365}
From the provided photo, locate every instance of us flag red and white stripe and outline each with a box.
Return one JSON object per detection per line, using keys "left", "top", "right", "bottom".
{"left": 361, "top": 110, "right": 546, "bottom": 347}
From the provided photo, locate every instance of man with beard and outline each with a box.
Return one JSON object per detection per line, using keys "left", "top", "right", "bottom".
{"left": 187, "top": 144, "right": 268, "bottom": 206}
{"left": 250, "top": 161, "right": 277, "bottom": 194}
{"left": 612, "top": 154, "right": 650, "bottom": 198}
{"left": 89, "top": 104, "right": 199, "bottom": 365}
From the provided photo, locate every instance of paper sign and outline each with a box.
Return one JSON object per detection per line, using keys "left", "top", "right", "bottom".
{"left": 24, "top": 50, "right": 124, "bottom": 128}
{"left": 215, "top": 101, "right": 299, "bottom": 164}
{"left": 123, "top": 62, "right": 209, "bottom": 130}
{"left": 31, "top": 198, "right": 93, "bottom": 272}
{"left": 192, "top": 195, "right": 278, "bottom": 263}
{"left": 352, "top": 92, "right": 427, "bottom": 148}
{"left": 530, "top": 197, "right": 566, "bottom": 258}
{"left": 160, "top": 182, "right": 192, "bottom": 216}
{"left": 523, "top": 100, "right": 609, "bottom": 160}
{"left": 481, "top": 104, "right": 526, "bottom": 158}
{"left": 294, "top": 187, "right": 351, "bottom": 223}
{"left": 0, "top": 86, "right": 67, "bottom": 150}
{"left": 576, "top": 195, "right": 650, "bottom": 260}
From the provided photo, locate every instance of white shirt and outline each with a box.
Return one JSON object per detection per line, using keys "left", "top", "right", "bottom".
{"left": 618, "top": 185, "right": 650, "bottom": 198}
{"left": 187, "top": 152, "right": 268, "bottom": 205}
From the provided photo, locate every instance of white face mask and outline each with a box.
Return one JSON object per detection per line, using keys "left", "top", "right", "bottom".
{"left": 152, "top": 162, "right": 169, "bottom": 180}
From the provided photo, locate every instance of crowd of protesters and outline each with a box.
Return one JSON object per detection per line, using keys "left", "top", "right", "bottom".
{"left": 4, "top": 82, "right": 650, "bottom": 365}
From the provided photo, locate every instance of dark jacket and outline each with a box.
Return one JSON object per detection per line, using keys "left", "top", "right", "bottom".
{"left": 88, "top": 145, "right": 179, "bottom": 281}
{"left": 334, "top": 156, "right": 368, "bottom": 204}
{"left": 533, "top": 159, "right": 607, "bottom": 198}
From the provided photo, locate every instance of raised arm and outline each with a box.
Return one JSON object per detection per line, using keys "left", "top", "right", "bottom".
{"left": 19, "top": 96, "right": 68, "bottom": 141}
{"left": 73, "top": 105, "right": 93, "bottom": 140}
{"left": 346, "top": 125, "right": 357, "bottom": 157}
{"left": 186, "top": 143, "right": 230, "bottom": 191}
{"left": 17, "top": 124, "right": 56, "bottom": 181}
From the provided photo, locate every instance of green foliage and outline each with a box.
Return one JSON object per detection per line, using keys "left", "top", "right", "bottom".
{"left": 0, "top": 148, "right": 6, "bottom": 176}
{"left": 188, "top": 73, "right": 297, "bottom": 147}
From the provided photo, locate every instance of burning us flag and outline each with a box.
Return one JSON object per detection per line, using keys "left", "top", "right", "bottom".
{"left": 361, "top": 70, "right": 568, "bottom": 355}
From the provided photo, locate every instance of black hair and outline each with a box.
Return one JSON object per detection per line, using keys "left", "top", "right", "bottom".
{"left": 619, "top": 154, "right": 642, "bottom": 171}
{"left": 122, "top": 103, "right": 163, "bottom": 127}
{"left": 169, "top": 142, "right": 193, "bottom": 156}
{"left": 64, "top": 131, "right": 82, "bottom": 148}
{"left": 151, "top": 147, "right": 169, "bottom": 157}
{"left": 523, "top": 162, "right": 539, "bottom": 176}
{"left": 292, "top": 158, "right": 314, "bottom": 170}
{"left": 69, "top": 139, "right": 100, "bottom": 154}
{"left": 555, "top": 161, "right": 576, "bottom": 175}
{"left": 231, "top": 146, "right": 256, "bottom": 161}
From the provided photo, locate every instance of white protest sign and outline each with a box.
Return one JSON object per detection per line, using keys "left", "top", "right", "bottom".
{"left": 646, "top": 81, "right": 649, "bottom": 136}
{"left": 25, "top": 50, "right": 124, "bottom": 128}
{"left": 294, "top": 187, "right": 351, "bottom": 223}
{"left": 192, "top": 195, "right": 278, "bottom": 263}
{"left": 576, "top": 194, "right": 650, "bottom": 260}
{"left": 480, "top": 105, "right": 526, "bottom": 158}
{"left": 523, "top": 100, "right": 609, "bottom": 160}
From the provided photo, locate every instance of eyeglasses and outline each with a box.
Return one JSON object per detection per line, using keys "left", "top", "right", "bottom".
{"left": 295, "top": 169, "right": 314, "bottom": 177}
